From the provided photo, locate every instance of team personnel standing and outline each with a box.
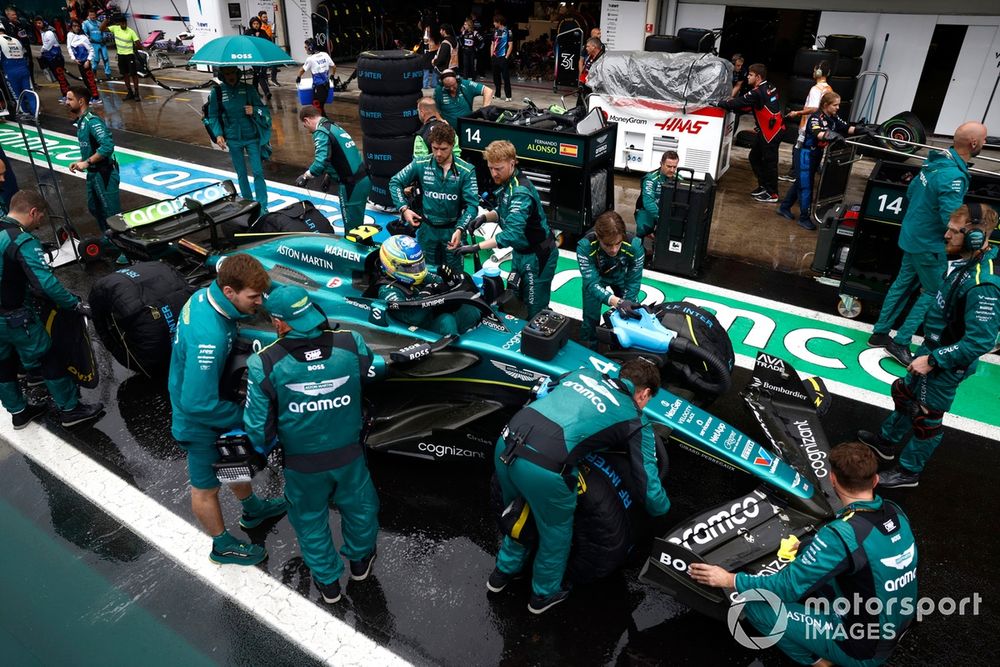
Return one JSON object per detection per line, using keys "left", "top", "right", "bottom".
{"left": 576, "top": 211, "right": 644, "bottom": 347}
{"left": 451, "top": 140, "right": 558, "bottom": 318}
{"left": 67, "top": 21, "right": 101, "bottom": 103}
{"left": 0, "top": 24, "right": 34, "bottom": 114}
{"left": 390, "top": 123, "right": 478, "bottom": 273}
{"left": 490, "top": 360, "right": 670, "bottom": 614}
{"left": 458, "top": 18, "right": 482, "bottom": 80}
{"left": 82, "top": 8, "right": 111, "bottom": 80}
{"left": 244, "top": 285, "right": 379, "bottom": 603}
{"left": 2, "top": 8, "right": 33, "bottom": 84}
{"left": 779, "top": 60, "right": 830, "bottom": 183}
{"left": 434, "top": 69, "right": 494, "bottom": 130}
{"left": 690, "top": 442, "right": 917, "bottom": 667}
{"left": 490, "top": 15, "right": 513, "bottom": 102}
{"left": 412, "top": 97, "right": 460, "bottom": 156}
{"left": 102, "top": 13, "right": 141, "bottom": 100}
{"left": 297, "top": 106, "right": 370, "bottom": 230}
{"left": 0, "top": 190, "right": 103, "bottom": 429}
{"left": 860, "top": 204, "right": 999, "bottom": 488}
{"left": 779, "top": 92, "right": 866, "bottom": 230}
{"left": 169, "top": 254, "right": 287, "bottom": 566}
{"left": 634, "top": 150, "right": 683, "bottom": 238}
{"left": 207, "top": 66, "right": 271, "bottom": 211}
{"left": 717, "top": 63, "right": 784, "bottom": 203}
{"left": 376, "top": 235, "right": 482, "bottom": 336}
{"left": 37, "top": 18, "right": 70, "bottom": 102}
{"left": 257, "top": 10, "right": 280, "bottom": 86}
{"left": 730, "top": 53, "right": 747, "bottom": 97}
{"left": 66, "top": 87, "right": 120, "bottom": 253}
{"left": 296, "top": 39, "right": 334, "bottom": 117}
{"left": 868, "top": 122, "right": 987, "bottom": 365}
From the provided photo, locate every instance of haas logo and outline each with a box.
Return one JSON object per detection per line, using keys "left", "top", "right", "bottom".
{"left": 655, "top": 118, "right": 709, "bottom": 135}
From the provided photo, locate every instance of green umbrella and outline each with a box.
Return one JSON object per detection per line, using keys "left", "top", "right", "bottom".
{"left": 190, "top": 35, "right": 296, "bottom": 66}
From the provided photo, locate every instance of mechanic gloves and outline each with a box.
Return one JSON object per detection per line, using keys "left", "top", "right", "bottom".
{"left": 616, "top": 300, "right": 643, "bottom": 320}
{"left": 455, "top": 243, "right": 479, "bottom": 256}
{"left": 73, "top": 301, "right": 93, "bottom": 317}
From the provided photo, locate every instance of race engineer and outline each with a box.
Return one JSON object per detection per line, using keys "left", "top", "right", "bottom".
{"left": 207, "top": 66, "right": 272, "bottom": 212}
{"left": 66, "top": 86, "right": 122, "bottom": 264}
{"left": 434, "top": 69, "right": 494, "bottom": 129}
{"left": 576, "top": 210, "right": 644, "bottom": 347}
{"left": 450, "top": 140, "right": 558, "bottom": 318}
{"left": 859, "top": 203, "right": 1000, "bottom": 488}
{"left": 390, "top": 123, "right": 479, "bottom": 273}
{"left": 413, "top": 97, "right": 460, "bottom": 157}
{"left": 868, "top": 122, "right": 988, "bottom": 366}
{"left": 297, "top": 105, "right": 370, "bottom": 230}
{"left": 634, "top": 150, "right": 683, "bottom": 238}
{"left": 489, "top": 360, "right": 670, "bottom": 614}
{"left": 169, "top": 254, "right": 287, "bottom": 566}
{"left": 690, "top": 442, "right": 917, "bottom": 667}
{"left": 0, "top": 190, "right": 102, "bottom": 429}
{"left": 376, "top": 234, "right": 482, "bottom": 336}
{"left": 716, "top": 63, "right": 784, "bottom": 203}
{"left": 244, "top": 285, "right": 379, "bottom": 604}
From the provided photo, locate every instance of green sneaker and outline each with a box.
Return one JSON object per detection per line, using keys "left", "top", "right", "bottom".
{"left": 209, "top": 540, "right": 267, "bottom": 566}
{"left": 239, "top": 497, "right": 288, "bottom": 530}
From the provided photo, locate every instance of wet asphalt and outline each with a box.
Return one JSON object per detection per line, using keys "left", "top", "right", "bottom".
{"left": 0, "top": 111, "right": 996, "bottom": 666}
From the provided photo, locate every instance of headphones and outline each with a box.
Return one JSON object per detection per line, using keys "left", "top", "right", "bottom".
{"left": 962, "top": 202, "right": 986, "bottom": 252}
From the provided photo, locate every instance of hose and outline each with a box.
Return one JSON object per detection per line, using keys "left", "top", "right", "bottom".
{"left": 669, "top": 337, "right": 732, "bottom": 398}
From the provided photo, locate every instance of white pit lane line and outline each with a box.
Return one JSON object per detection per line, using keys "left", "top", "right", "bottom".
{"left": 0, "top": 418, "right": 410, "bottom": 667}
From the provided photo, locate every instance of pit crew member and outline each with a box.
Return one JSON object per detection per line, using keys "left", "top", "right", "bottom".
{"left": 576, "top": 210, "right": 644, "bottom": 347}
{"left": 690, "top": 442, "right": 917, "bottom": 667}
{"left": 634, "top": 150, "right": 684, "bottom": 238}
{"left": 298, "top": 105, "right": 370, "bottom": 230}
{"left": 390, "top": 123, "right": 478, "bottom": 273}
{"left": 860, "top": 203, "right": 1000, "bottom": 488}
{"left": 434, "top": 69, "right": 494, "bottom": 129}
{"left": 450, "top": 140, "right": 557, "bottom": 318}
{"left": 868, "top": 122, "right": 987, "bottom": 366}
{"left": 244, "top": 285, "right": 379, "bottom": 604}
{"left": 169, "top": 254, "right": 287, "bottom": 566}
{"left": 490, "top": 360, "right": 670, "bottom": 614}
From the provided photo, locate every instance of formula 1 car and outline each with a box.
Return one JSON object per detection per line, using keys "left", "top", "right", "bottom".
{"left": 215, "top": 231, "right": 834, "bottom": 530}
{"left": 639, "top": 349, "right": 840, "bottom": 619}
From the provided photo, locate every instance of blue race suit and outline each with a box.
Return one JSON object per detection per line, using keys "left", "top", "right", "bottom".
{"left": 781, "top": 111, "right": 850, "bottom": 225}
{"left": 494, "top": 369, "right": 670, "bottom": 596}
{"left": 0, "top": 33, "right": 34, "bottom": 114}
{"left": 83, "top": 18, "right": 111, "bottom": 76}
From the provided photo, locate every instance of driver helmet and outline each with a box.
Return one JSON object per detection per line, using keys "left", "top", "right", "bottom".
{"left": 380, "top": 235, "right": 427, "bottom": 286}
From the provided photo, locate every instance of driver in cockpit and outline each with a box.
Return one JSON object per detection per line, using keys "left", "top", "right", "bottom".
{"left": 376, "top": 235, "right": 482, "bottom": 336}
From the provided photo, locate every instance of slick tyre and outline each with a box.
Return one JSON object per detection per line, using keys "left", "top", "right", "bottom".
{"left": 363, "top": 134, "right": 413, "bottom": 178}
{"left": 359, "top": 92, "right": 421, "bottom": 138}
{"left": 787, "top": 76, "right": 815, "bottom": 103}
{"left": 644, "top": 34, "right": 681, "bottom": 53}
{"left": 356, "top": 50, "right": 424, "bottom": 95}
{"left": 834, "top": 56, "right": 863, "bottom": 78}
{"left": 791, "top": 48, "right": 838, "bottom": 77}
{"left": 677, "top": 28, "right": 714, "bottom": 53}
{"left": 825, "top": 34, "right": 866, "bottom": 58}
{"left": 828, "top": 76, "right": 856, "bottom": 101}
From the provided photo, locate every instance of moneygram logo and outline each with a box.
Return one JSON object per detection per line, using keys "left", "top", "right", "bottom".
{"left": 728, "top": 588, "right": 786, "bottom": 649}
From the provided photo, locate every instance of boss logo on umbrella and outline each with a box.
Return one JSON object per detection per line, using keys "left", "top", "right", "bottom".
{"left": 230, "top": 53, "right": 253, "bottom": 59}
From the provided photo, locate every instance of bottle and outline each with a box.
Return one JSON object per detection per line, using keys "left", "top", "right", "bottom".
{"left": 482, "top": 265, "right": 504, "bottom": 304}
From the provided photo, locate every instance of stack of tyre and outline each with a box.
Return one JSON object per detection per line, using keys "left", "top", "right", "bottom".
{"left": 824, "top": 35, "right": 867, "bottom": 122}
{"left": 356, "top": 50, "right": 424, "bottom": 208}
{"left": 644, "top": 27, "right": 714, "bottom": 53}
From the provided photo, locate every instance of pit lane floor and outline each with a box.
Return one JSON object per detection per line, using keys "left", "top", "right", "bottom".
{"left": 0, "top": 85, "right": 997, "bottom": 663}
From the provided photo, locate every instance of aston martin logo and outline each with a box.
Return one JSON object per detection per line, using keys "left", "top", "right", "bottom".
{"left": 285, "top": 376, "right": 349, "bottom": 396}
{"left": 879, "top": 544, "right": 915, "bottom": 570}
{"left": 580, "top": 374, "right": 620, "bottom": 406}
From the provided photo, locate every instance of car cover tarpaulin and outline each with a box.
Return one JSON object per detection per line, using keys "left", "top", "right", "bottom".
{"left": 588, "top": 51, "right": 733, "bottom": 106}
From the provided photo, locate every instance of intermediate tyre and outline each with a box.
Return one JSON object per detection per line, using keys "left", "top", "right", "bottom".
{"left": 368, "top": 173, "right": 394, "bottom": 207}
{"left": 363, "top": 134, "right": 413, "bottom": 178}
{"left": 356, "top": 50, "right": 424, "bottom": 95}
{"left": 359, "top": 92, "right": 421, "bottom": 137}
